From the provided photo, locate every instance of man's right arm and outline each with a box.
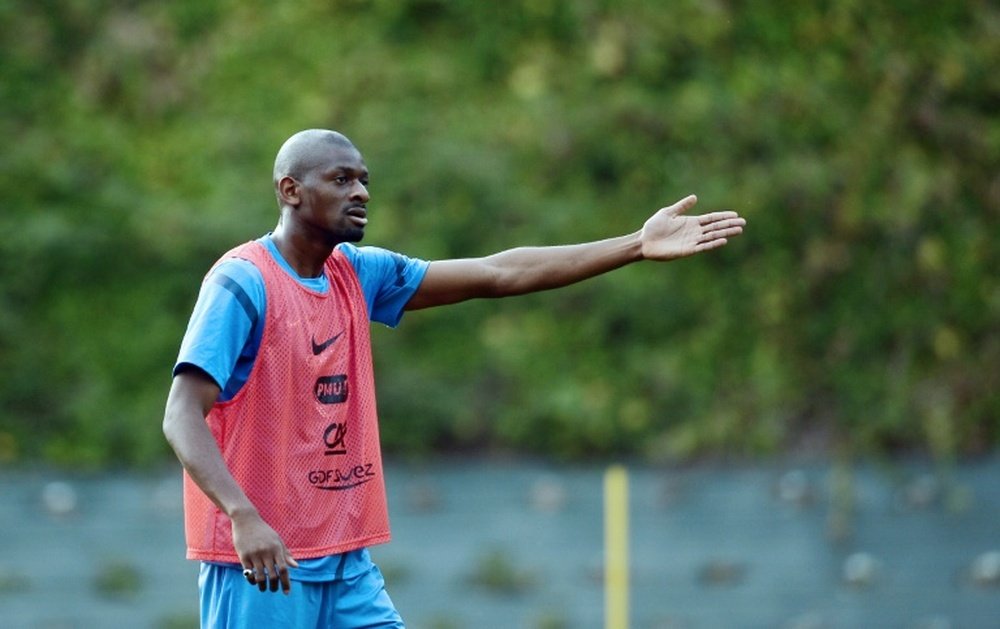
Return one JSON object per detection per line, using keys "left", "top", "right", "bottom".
{"left": 163, "top": 368, "right": 299, "bottom": 593}
{"left": 405, "top": 195, "right": 745, "bottom": 311}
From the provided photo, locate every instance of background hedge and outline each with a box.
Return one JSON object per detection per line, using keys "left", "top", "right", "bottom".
{"left": 1, "top": 0, "right": 997, "bottom": 468}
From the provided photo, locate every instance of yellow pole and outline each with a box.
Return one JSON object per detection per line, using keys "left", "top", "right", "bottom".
{"left": 604, "top": 464, "right": 629, "bottom": 629}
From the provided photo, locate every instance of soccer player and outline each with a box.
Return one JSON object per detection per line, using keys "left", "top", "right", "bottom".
{"left": 162, "top": 129, "right": 745, "bottom": 627}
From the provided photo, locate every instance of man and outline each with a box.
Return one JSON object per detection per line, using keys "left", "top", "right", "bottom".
{"left": 163, "top": 129, "right": 745, "bottom": 627}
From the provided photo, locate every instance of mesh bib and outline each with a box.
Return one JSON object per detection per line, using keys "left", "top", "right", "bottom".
{"left": 183, "top": 242, "right": 390, "bottom": 562}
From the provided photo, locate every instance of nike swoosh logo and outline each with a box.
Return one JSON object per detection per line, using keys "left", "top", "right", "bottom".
{"left": 311, "top": 332, "right": 343, "bottom": 355}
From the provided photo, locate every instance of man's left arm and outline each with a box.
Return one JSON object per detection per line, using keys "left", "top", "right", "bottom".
{"left": 406, "top": 195, "right": 745, "bottom": 311}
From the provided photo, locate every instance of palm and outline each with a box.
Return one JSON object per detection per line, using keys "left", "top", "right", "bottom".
{"left": 640, "top": 195, "right": 745, "bottom": 260}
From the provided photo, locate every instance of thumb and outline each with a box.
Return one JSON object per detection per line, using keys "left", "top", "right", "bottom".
{"left": 286, "top": 553, "right": 300, "bottom": 568}
{"left": 669, "top": 194, "right": 698, "bottom": 215}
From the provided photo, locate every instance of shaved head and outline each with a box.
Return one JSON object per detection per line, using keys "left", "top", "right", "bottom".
{"left": 273, "top": 129, "right": 358, "bottom": 187}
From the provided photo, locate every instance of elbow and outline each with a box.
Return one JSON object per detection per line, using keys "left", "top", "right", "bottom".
{"left": 162, "top": 412, "right": 181, "bottom": 451}
{"left": 162, "top": 410, "right": 200, "bottom": 467}
{"left": 161, "top": 396, "right": 195, "bottom": 454}
{"left": 162, "top": 400, "right": 200, "bottom": 452}
{"left": 485, "top": 262, "right": 533, "bottom": 298}
{"left": 162, "top": 370, "right": 219, "bottom": 450}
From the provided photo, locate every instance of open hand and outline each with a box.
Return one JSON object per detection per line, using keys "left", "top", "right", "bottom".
{"left": 640, "top": 195, "right": 746, "bottom": 261}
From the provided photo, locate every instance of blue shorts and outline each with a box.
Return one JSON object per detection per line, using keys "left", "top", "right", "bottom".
{"left": 198, "top": 550, "right": 404, "bottom": 628}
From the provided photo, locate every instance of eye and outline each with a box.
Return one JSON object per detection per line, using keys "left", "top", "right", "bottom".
{"left": 334, "top": 176, "right": 349, "bottom": 185}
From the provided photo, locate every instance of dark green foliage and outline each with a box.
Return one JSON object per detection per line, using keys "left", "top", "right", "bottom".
{"left": 0, "top": 0, "right": 996, "bottom": 467}
{"left": 93, "top": 559, "right": 143, "bottom": 599}
{"left": 468, "top": 547, "right": 535, "bottom": 595}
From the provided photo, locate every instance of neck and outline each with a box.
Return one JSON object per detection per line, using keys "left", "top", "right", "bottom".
{"left": 269, "top": 223, "right": 334, "bottom": 278}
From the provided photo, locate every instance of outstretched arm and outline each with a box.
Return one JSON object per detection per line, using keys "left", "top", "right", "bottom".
{"left": 405, "top": 195, "right": 745, "bottom": 310}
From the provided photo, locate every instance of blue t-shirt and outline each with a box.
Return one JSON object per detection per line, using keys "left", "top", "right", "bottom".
{"left": 175, "top": 235, "right": 428, "bottom": 399}
{"left": 173, "top": 235, "right": 429, "bottom": 580}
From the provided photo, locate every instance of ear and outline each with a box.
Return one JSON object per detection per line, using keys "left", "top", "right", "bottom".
{"left": 277, "top": 176, "right": 301, "bottom": 207}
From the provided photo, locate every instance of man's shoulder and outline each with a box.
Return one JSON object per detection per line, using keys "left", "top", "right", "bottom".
{"left": 208, "top": 257, "right": 264, "bottom": 288}
{"left": 336, "top": 242, "right": 403, "bottom": 259}
{"left": 334, "top": 242, "right": 407, "bottom": 276}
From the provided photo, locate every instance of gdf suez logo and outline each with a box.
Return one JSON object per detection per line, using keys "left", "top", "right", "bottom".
{"left": 308, "top": 464, "right": 376, "bottom": 491}
{"left": 315, "top": 374, "right": 348, "bottom": 404}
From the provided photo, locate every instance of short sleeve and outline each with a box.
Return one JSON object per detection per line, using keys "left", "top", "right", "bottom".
{"left": 173, "top": 259, "right": 265, "bottom": 400}
{"left": 336, "top": 243, "right": 429, "bottom": 327}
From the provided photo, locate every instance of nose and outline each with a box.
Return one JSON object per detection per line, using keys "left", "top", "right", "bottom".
{"left": 350, "top": 180, "right": 369, "bottom": 203}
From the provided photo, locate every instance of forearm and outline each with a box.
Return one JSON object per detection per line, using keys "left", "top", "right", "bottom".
{"left": 484, "top": 231, "right": 644, "bottom": 296}
{"left": 407, "top": 231, "right": 644, "bottom": 310}
{"left": 167, "top": 422, "right": 257, "bottom": 519}
{"left": 163, "top": 378, "right": 259, "bottom": 522}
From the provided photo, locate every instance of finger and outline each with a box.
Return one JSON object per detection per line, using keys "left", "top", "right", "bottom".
{"left": 701, "top": 224, "right": 745, "bottom": 242}
{"left": 694, "top": 237, "right": 728, "bottom": 252}
{"left": 277, "top": 562, "right": 292, "bottom": 595}
{"left": 268, "top": 562, "right": 280, "bottom": 593}
{"left": 253, "top": 561, "right": 267, "bottom": 592}
{"left": 242, "top": 566, "right": 255, "bottom": 585}
{"left": 698, "top": 210, "right": 743, "bottom": 225}
{"left": 278, "top": 549, "right": 298, "bottom": 595}
{"left": 670, "top": 194, "right": 698, "bottom": 216}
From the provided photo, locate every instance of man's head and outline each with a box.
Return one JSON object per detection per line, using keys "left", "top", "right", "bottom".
{"left": 273, "top": 129, "right": 370, "bottom": 244}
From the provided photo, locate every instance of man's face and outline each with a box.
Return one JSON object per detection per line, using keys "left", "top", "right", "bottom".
{"left": 295, "top": 143, "right": 370, "bottom": 243}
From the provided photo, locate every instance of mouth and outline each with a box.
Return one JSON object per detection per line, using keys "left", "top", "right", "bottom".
{"left": 345, "top": 206, "right": 368, "bottom": 227}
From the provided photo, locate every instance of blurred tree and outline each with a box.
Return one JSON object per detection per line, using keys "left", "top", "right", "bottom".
{"left": 0, "top": 0, "right": 996, "bottom": 468}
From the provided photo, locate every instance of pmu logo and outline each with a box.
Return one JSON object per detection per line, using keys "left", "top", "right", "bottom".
{"left": 315, "top": 374, "right": 348, "bottom": 404}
